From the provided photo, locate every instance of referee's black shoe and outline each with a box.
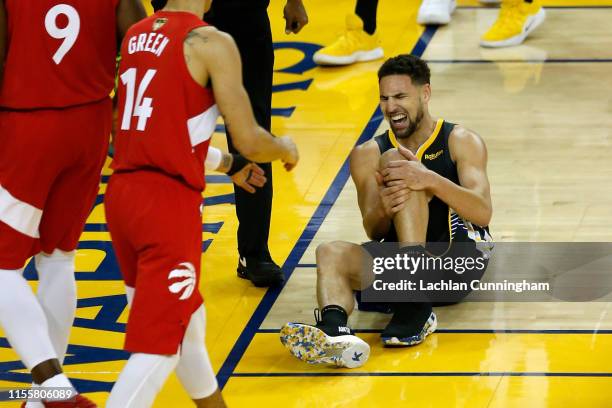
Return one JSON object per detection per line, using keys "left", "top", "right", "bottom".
{"left": 237, "top": 256, "right": 285, "bottom": 287}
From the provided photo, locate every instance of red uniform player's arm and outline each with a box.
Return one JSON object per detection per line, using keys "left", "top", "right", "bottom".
{"left": 116, "top": 0, "right": 147, "bottom": 43}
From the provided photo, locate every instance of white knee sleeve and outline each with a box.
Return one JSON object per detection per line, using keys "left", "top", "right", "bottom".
{"left": 176, "top": 305, "right": 218, "bottom": 399}
{"left": 107, "top": 353, "right": 179, "bottom": 408}
{"left": 125, "top": 285, "right": 135, "bottom": 306}
{"left": 204, "top": 146, "right": 223, "bottom": 171}
{"left": 35, "top": 250, "right": 77, "bottom": 362}
{"left": 0, "top": 269, "right": 58, "bottom": 370}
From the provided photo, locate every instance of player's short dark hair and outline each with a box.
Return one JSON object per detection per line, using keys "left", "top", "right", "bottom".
{"left": 377, "top": 54, "right": 431, "bottom": 86}
{"left": 151, "top": 0, "right": 167, "bottom": 12}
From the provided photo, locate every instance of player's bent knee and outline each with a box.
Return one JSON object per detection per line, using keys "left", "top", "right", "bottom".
{"left": 379, "top": 148, "right": 403, "bottom": 168}
{"left": 403, "top": 189, "right": 430, "bottom": 208}
{"left": 405, "top": 188, "right": 428, "bottom": 200}
{"left": 316, "top": 241, "right": 355, "bottom": 265}
{"left": 315, "top": 241, "right": 341, "bottom": 262}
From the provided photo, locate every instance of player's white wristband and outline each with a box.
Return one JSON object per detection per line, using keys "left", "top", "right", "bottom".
{"left": 205, "top": 146, "right": 223, "bottom": 171}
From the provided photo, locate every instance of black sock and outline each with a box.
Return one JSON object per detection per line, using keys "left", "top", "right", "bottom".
{"left": 391, "top": 302, "right": 432, "bottom": 318}
{"left": 320, "top": 305, "right": 348, "bottom": 327}
{"left": 385, "top": 302, "right": 432, "bottom": 336}
{"left": 355, "top": 0, "right": 379, "bottom": 35}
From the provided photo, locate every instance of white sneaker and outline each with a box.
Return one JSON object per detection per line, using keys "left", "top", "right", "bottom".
{"left": 417, "top": 0, "right": 456, "bottom": 25}
{"left": 280, "top": 322, "right": 370, "bottom": 368}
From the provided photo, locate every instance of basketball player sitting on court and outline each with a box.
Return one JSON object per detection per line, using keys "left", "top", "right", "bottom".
{"left": 281, "top": 54, "right": 492, "bottom": 368}
{"left": 104, "top": 0, "right": 298, "bottom": 406}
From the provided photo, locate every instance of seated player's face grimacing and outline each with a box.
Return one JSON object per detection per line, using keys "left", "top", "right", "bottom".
{"left": 379, "top": 74, "right": 427, "bottom": 139}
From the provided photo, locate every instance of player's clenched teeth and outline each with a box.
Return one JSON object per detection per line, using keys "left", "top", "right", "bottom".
{"left": 391, "top": 113, "right": 407, "bottom": 124}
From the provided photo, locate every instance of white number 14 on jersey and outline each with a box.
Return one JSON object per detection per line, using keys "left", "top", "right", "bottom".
{"left": 120, "top": 68, "right": 157, "bottom": 132}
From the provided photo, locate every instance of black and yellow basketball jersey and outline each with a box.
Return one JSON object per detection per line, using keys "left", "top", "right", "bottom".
{"left": 373, "top": 119, "right": 492, "bottom": 247}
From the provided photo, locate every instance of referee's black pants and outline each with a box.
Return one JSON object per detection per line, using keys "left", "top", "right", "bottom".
{"left": 205, "top": 6, "right": 275, "bottom": 263}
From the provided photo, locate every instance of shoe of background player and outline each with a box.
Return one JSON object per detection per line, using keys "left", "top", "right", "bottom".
{"left": 480, "top": 0, "right": 546, "bottom": 48}
{"left": 381, "top": 308, "right": 437, "bottom": 347}
{"left": 237, "top": 256, "right": 284, "bottom": 287}
{"left": 417, "top": 0, "right": 457, "bottom": 25}
{"left": 313, "top": 14, "right": 383, "bottom": 66}
{"left": 280, "top": 309, "right": 370, "bottom": 368}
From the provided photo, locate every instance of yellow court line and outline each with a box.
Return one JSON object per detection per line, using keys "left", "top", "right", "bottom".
{"left": 223, "top": 376, "right": 611, "bottom": 408}
{"left": 488, "top": 376, "right": 612, "bottom": 407}
{"left": 235, "top": 332, "right": 612, "bottom": 374}
{"left": 225, "top": 377, "right": 500, "bottom": 407}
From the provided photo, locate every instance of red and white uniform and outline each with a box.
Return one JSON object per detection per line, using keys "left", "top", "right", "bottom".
{"left": 110, "top": 11, "right": 218, "bottom": 191}
{"left": 0, "top": 0, "right": 118, "bottom": 269}
{"left": 105, "top": 11, "right": 218, "bottom": 354}
{"left": 0, "top": 0, "right": 119, "bottom": 109}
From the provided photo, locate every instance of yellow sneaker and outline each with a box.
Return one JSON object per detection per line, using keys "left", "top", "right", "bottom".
{"left": 480, "top": 0, "right": 546, "bottom": 48}
{"left": 313, "top": 14, "right": 383, "bottom": 66}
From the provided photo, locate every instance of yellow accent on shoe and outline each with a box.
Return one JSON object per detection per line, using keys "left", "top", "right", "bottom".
{"left": 313, "top": 14, "right": 383, "bottom": 66}
{"left": 480, "top": 0, "right": 546, "bottom": 48}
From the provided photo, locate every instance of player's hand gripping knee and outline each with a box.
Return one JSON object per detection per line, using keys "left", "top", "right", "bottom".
{"left": 376, "top": 171, "right": 411, "bottom": 217}
{"left": 382, "top": 144, "right": 434, "bottom": 191}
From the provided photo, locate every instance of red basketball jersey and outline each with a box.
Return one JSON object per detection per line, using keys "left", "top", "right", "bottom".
{"left": 0, "top": 0, "right": 119, "bottom": 109}
{"left": 111, "top": 11, "right": 217, "bottom": 191}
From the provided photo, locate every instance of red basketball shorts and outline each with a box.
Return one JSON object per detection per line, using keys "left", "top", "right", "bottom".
{"left": 105, "top": 170, "right": 204, "bottom": 355}
{"left": 0, "top": 98, "right": 111, "bottom": 269}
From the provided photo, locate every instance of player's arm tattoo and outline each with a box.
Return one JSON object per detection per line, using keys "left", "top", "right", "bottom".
{"left": 184, "top": 31, "right": 208, "bottom": 63}
{"left": 184, "top": 31, "right": 209, "bottom": 47}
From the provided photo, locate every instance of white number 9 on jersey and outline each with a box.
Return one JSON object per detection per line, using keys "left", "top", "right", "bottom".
{"left": 45, "top": 4, "right": 81, "bottom": 65}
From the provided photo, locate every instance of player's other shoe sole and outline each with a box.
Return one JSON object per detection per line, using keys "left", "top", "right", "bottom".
{"left": 480, "top": 7, "right": 546, "bottom": 48}
{"left": 381, "top": 312, "right": 437, "bottom": 347}
{"left": 280, "top": 323, "right": 370, "bottom": 368}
